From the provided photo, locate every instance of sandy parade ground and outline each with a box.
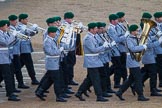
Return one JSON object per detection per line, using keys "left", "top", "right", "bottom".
{"left": 1, "top": 0, "right": 162, "bottom": 108}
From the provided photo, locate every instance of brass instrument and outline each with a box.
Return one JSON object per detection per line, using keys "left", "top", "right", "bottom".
{"left": 9, "top": 29, "right": 30, "bottom": 40}
{"left": 57, "top": 25, "right": 65, "bottom": 46}
{"left": 28, "top": 22, "right": 45, "bottom": 32}
{"left": 134, "top": 18, "right": 157, "bottom": 62}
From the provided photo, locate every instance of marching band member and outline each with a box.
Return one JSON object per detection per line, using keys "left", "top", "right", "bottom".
{"left": 35, "top": 26, "right": 66, "bottom": 102}
{"left": 75, "top": 22, "right": 109, "bottom": 102}
{"left": 115, "top": 24, "right": 149, "bottom": 101}
{"left": 140, "top": 12, "right": 162, "bottom": 96}
{"left": 8, "top": 14, "right": 29, "bottom": 89}
{"left": 17, "top": 13, "right": 39, "bottom": 85}
{"left": 153, "top": 12, "right": 162, "bottom": 87}
{"left": 116, "top": 12, "right": 128, "bottom": 84}
{"left": 107, "top": 14, "right": 128, "bottom": 88}
{"left": 0, "top": 20, "right": 20, "bottom": 101}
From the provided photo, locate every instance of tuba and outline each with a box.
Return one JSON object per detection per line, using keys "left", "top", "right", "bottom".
{"left": 134, "top": 18, "right": 157, "bottom": 61}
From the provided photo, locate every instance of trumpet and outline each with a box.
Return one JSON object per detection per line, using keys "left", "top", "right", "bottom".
{"left": 9, "top": 29, "right": 30, "bottom": 40}
{"left": 72, "top": 20, "right": 88, "bottom": 32}
{"left": 28, "top": 22, "right": 45, "bottom": 32}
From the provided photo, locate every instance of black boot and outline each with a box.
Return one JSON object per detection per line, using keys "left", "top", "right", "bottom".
{"left": 18, "top": 84, "right": 30, "bottom": 89}
{"left": 35, "top": 88, "right": 46, "bottom": 101}
{"left": 31, "top": 79, "right": 40, "bottom": 85}
{"left": 151, "top": 88, "right": 162, "bottom": 96}
{"left": 8, "top": 94, "right": 21, "bottom": 101}
{"left": 107, "top": 88, "right": 116, "bottom": 93}
{"left": 96, "top": 96, "right": 108, "bottom": 102}
{"left": 56, "top": 96, "right": 67, "bottom": 102}
{"left": 138, "top": 95, "right": 149, "bottom": 101}
{"left": 60, "top": 93, "right": 71, "bottom": 98}
{"left": 102, "top": 92, "right": 112, "bottom": 97}
{"left": 75, "top": 91, "right": 85, "bottom": 101}
{"left": 115, "top": 91, "right": 125, "bottom": 101}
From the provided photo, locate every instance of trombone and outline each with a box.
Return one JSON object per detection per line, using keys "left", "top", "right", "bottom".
{"left": 9, "top": 29, "right": 30, "bottom": 40}
{"left": 28, "top": 22, "right": 45, "bottom": 33}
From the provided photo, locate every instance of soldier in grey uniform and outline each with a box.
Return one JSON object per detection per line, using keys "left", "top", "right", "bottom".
{"left": 153, "top": 12, "right": 162, "bottom": 87}
{"left": 35, "top": 26, "right": 66, "bottom": 102}
{"left": 0, "top": 20, "right": 20, "bottom": 101}
{"left": 116, "top": 12, "right": 128, "bottom": 84}
{"left": 75, "top": 22, "right": 109, "bottom": 102}
{"left": 8, "top": 14, "right": 29, "bottom": 89}
{"left": 115, "top": 24, "right": 149, "bottom": 101}
{"left": 107, "top": 14, "right": 127, "bottom": 88}
{"left": 17, "top": 13, "right": 39, "bottom": 85}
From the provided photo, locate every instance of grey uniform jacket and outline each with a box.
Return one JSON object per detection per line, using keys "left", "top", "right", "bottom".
{"left": 126, "top": 34, "right": 145, "bottom": 68}
{"left": 107, "top": 24, "right": 122, "bottom": 57}
{"left": 0, "top": 30, "right": 16, "bottom": 64}
{"left": 83, "top": 32, "right": 105, "bottom": 68}
{"left": 95, "top": 33, "right": 111, "bottom": 63}
{"left": 9, "top": 25, "right": 21, "bottom": 55}
{"left": 44, "top": 35, "right": 61, "bottom": 70}
{"left": 17, "top": 22, "right": 36, "bottom": 53}
{"left": 116, "top": 22, "right": 127, "bottom": 52}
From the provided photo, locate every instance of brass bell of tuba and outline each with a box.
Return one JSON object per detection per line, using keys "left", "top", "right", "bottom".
{"left": 134, "top": 18, "right": 157, "bottom": 62}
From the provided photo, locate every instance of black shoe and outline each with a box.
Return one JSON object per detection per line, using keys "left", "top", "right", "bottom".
{"left": 114, "top": 84, "right": 121, "bottom": 88}
{"left": 151, "top": 92, "right": 162, "bottom": 96}
{"left": 155, "top": 88, "right": 162, "bottom": 92}
{"left": 61, "top": 93, "right": 71, "bottom": 98}
{"left": 138, "top": 96, "right": 149, "bottom": 101}
{"left": 56, "top": 97, "right": 67, "bottom": 102}
{"left": 65, "top": 88, "right": 75, "bottom": 94}
{"left": 102, "top": 92, "right": 112, "bottom": 97}
{"left": 31, "top": 79, "right": 40, "bottom": 85}
{"left": 35, "top": 92, "right": 46, "bottom": 101}
{"left": 107, "top": 88, "right": 116, "bottom": 93}
{"left": 13, "top": 89, "right": 21, "bottom": 93}
{"left": 75, "top": 92, "right": 85, "bottom": 101}
{"left": 96, "top": 96, "right": 108, "bottom": 102}
{"left": 8, "top": 94, "right": 21, "bottom": 101}
{"left": 115, "top": 91, "right": 125, "bottom": 101}
{"left": 69, "top": 80, "right": 79, "bottom": 86}
{"left": 130, "top": 85, "right": 136, "bottom": 96}
{"left": 18, "top": 84, "right": 30, "bottom": 89}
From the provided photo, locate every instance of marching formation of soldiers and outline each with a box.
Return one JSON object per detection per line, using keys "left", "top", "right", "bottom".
{"left": 1, "top": 11, "right": 162, "bottom": 102}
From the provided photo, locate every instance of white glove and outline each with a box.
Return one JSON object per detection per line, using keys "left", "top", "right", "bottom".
{"left": 111, "top": 41, "right": 116, "bottom": 46}
{"left": 21, "top": 25, "right": 27, "bottom": 31}
{"left": 78, "top": 22, "right": 83, "bottom": 28}
{"left": 143, "top": 44, "right": 147, "bottom": 50}
{"left": 124, "top": 31, "right": 130, "bottom": 37}
{"left": 158, "top": 36, "right": 162, "bottom": 44}
{"left": 31, "top": 24, "right": 38, "bottom": 30}
{"left": 59, "top": 47, "right": 64, "bottom": 52}
{"left": 157, "top": 31, "right": 162, "bottom": 36}
{"left": 12, "top": 30, "right": 18, "bottom": 36}
{"left": 103, "top": 41, "right": 109, "bottom": 48}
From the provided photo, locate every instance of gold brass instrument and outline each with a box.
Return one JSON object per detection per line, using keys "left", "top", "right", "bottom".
{"left": 28, "top": 22, "right": 45, "bottom": 32}
{"left": 134, "top": 18, "right": 157, "bottom": 62}
{"left": 57, "top": 25, "right": 65, "bottom": 46}
{"left": 9, "top": 29, "right": 30, "bottom": 40}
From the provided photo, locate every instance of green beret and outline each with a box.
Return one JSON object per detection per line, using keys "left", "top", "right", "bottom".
{"left": 8, "top": 15, "right": 18, "bottom": 21}
{"left": 54, "top": 16, "right": 61, "bottom": 21}
{"left": 129, "top": 24, "right": 138, "bottom": 32}
{"left": 46, "top": 18, "right": 55, "bottom": 24}
{"left": 142, "top": 12, "right": 152, "bottom": 19}
{"left": 48, "top": 26, "right": 58, "bottom": 33}
{"left": 101, "top": 22, "right": 106, "bottom": 27}
{"left": 0, "top": 20, "right": 8, "bottom": 27}
{"left": 64, "top": 12, "right": 74, "bottom": 19}
{"left": 154, "top": 12, "right": 162, "bottom": 18}
{"left": 88, "top": 22, "right": 97, "bottom": 29}
{"left": 4, "top": 20, "right": 10, "bottom": 26}
{"left": 116, "top": 12, "right": 125, "bottom": 18}
{"left": 109, "top": 14, "right": 119, "bottom": 21}
{"left": 19, "top": 13, "right": 28, "bottom": 20}
{"left": 97, "top": 22, "right": 103, "bottom": 28}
